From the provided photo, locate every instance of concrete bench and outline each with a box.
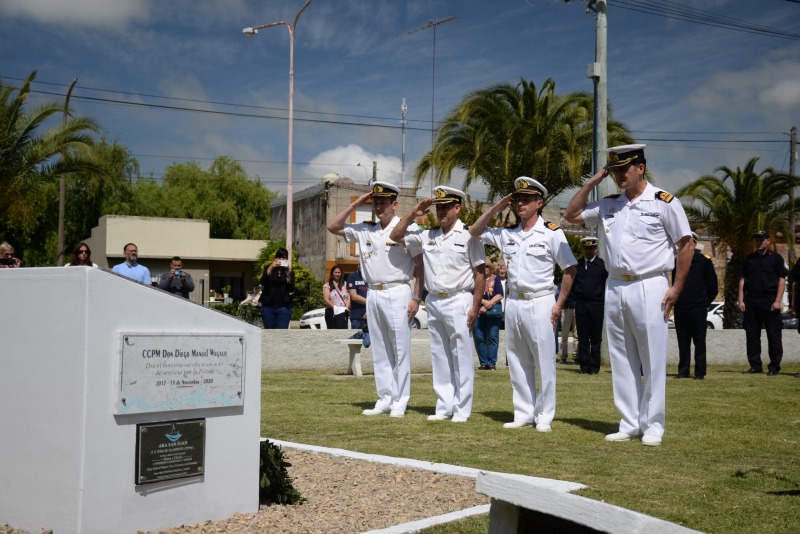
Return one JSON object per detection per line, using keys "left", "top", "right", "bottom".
{"left": 336, "top": 338, "right": 428, "bottom": 376}
{"left": 476, "top": 471, "right": 701, "bottom": 533}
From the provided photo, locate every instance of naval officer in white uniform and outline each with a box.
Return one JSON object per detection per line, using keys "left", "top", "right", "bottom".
{"left": 390, "top": 186, "right": 486, "bottom": 423}
{"left": 564, "top": 144, "right": 693, "bottom": 446}
{"left": 470, "top": 177, "right": 577, "bottom": 432}
{"left": 327, "top": 181, "right": 424, "bottom": 418}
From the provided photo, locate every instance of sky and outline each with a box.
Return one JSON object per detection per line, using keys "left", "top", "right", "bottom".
{"left": 1, "top": 0, "right": 799, "bottom": 206}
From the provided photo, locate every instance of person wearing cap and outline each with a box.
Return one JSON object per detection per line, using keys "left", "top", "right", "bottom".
{"left": 327, "top": 181, "right": 424, "bottom": 418}
{"left": 564, "top": 144, "right": 693, "bottom": 446}
{"left": 672, "top": 232, "right": 718, "bottom": 380}
{"left": 470, "top": 177, "right": 577, "bottom": 432}
{"left": 572, "top": 236, "right": 608, "bottom": 375}
{"left": 390, "top": 186, "right": 486, "bottom": 423}
{"left": 737, "top": 230, "right": 787, "bottom": 376}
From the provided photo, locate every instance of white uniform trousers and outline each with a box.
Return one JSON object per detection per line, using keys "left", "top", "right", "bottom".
{"left": 504, "top": 295, "right": 557, "bottom": 425}
{"left": 366, "top": 283, "right": 412, "bottom": 412}
{"left": 605, "top": 275, "right": 669, "bottom": 438}
{"left": 426, "top": 291, "right": 475, "bottom": 418}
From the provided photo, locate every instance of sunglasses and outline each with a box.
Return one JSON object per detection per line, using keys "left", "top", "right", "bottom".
{"left": 78, "top": 249, "right": 89, "bottom": 254}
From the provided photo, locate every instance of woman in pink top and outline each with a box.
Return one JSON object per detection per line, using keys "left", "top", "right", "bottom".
{"left": 323, "top": 265, "right": 350, "bottom": 329}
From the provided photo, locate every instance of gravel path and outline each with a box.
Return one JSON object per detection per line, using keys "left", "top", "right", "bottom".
{"left": 1, "top": 450, "right": 488, "bottom": 534}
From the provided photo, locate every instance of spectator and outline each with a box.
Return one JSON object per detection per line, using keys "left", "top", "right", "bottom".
{"left": 258, "top": 248, "right": 295, "bottom": 329}
{"left": 158, "top": 256, "right": 195, "bottom": 299}
{"left": 346, "top": 268, "right": 369, "bottom": 329}
{"left": 572, "top": 237, "right": 608, "bottom": 375}
{"left": 474, "top": 259, "right": 504, "bottom": 370}
{"left": 558, "top": 284, "right": 577, "bottom": 364}
{"left": 112, "top": 243, "right": 151, "bottom": 284}
{"left": 323, "top": 265, "right": 350, "bottom": 329}
{"left": 0, "top": 242, "right": 21, "bottom": 268}
{"left": 66, "top": 242, "right": 98, "bottom": 267}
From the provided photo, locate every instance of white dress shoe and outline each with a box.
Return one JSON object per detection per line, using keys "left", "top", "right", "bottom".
{"left": 642, "top": 434, "right": 662, "bottom": 446}
{"left": 427, "top": 414, "right": 449, "bottom": 421}
{"left": 502, "top": 421, "right": 533, "bottom": 429}
{"left": 451, "top": 416, "right": 469, "bottom": 423}
{"left": 535, "top": 423, "right": 552, "bottom": 432}
{"left": 389, "top": 409, "right": 405, "bottom": 418}
{"left": 605, "top": 431, "right": 640, "bottom": 441}
{"left": 362, "top": 408, "right": 389, "bottom": 416}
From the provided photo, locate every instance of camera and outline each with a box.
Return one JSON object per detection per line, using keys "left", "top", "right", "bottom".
{"left": 174, "top": 270, "right": 183, "bottom": 276}
{"left": 279, "top": 260, "right": 289, "bottom": 267}
{"left": 0, "top": 257, "right": 16, "bottom": 266}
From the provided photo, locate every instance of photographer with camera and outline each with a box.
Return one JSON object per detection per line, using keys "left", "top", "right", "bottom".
{"left": 0, "top": 242, "right": 22, "bottom": 268}
{"left": 158, "top": 256, "right": 195, "bottom": 299}
{"left": 258, "top": 248, "right": 295, "bottom": 329}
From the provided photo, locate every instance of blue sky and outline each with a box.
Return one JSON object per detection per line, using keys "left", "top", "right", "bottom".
{"left": 1, "top": 0, "right": 799, "bottom": 204}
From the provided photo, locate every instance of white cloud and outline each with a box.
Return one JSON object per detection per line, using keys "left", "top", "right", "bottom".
{"left": 0, "top": 0, "right": 150, "bottom": 29}
{"left": 304, "top": 144, "right": 403, "bottom": 185}
{"left": 759, "top": 79, "right": 800, "bottom": 109}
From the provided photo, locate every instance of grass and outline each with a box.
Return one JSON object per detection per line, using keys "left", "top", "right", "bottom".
{"left": 261, "top": 363, "right": 800, "bottom": 534}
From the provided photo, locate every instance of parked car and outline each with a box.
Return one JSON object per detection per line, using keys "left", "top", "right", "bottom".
{"left": 299, "top": 305, "right": 428, "bottom": 329}
{"left": 781, "top": 312, "right": 798, "bottom": 330}
{"left": 668, "top": 301, "right": 724, "bottom": 329}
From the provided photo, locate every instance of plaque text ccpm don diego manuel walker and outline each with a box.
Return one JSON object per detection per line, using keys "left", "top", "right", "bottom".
{"left": 117, "top": 333, "right": 245, "bottom": 415}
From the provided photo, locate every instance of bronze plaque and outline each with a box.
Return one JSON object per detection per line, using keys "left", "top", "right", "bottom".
{"left": 136, "top": 419, "right": 205, "bottom": 485}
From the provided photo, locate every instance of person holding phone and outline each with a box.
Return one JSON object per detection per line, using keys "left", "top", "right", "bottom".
{"left": 258, "top": 248, "right": 295, "bottom": 329}
{"left": 323, "top": 265, "right": 350, "bottom": 329}
{"left": 0, "top": 242, "right": 21, "bottom": 268}
{"left": 158, "top": 256, "right": 195, "bottom": 299}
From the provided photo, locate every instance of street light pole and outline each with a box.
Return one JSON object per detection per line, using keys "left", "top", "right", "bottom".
{"left": 243, "top": 0, "right": 314, "bottom": 266}
{"left": 57, "top": 78, "right": 78, "bottom": 266}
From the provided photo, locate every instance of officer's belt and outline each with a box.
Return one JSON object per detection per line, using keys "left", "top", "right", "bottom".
{"left": 609, "top": 271, "right": 667, "bottom": 282}
{"left": 428, "top": 289, "right": 469, "bottom": 299}
{"left": 368, "top": 281, "right": 408, "bottom": 291}
{"left": 509, "top": 288, "right": 554, "bottom": 301}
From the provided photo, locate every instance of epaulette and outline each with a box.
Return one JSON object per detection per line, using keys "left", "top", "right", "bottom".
{"left": 544, "top": 221, "right": 560, "bottom": 231}
{"left": 656, "top": 190, "right": 674, "bottom": 203}
{"left": 605, "top": 193, "right": 621, "bottom": 199}
{"left": 362, "top": 219, "right": 376, "bottom": 224}
{"left": 703, "top": 253, "right": 712, "bottom": 259}
{"left": 505, "top": 222, "right": 520, "bottom": 229}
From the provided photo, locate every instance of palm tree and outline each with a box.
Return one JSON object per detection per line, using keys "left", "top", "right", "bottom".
{"left": 413, "top": 77, "right": 633, "bottom": 203}
{"left": 677, "top": 158, "right": 799, "bottom": 327}
{"left": 0, "top": 71, "right": 101, "bottom": 242}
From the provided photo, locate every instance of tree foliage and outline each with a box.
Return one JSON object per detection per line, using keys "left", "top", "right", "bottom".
{"left": 0, "top": 71, "right": 102, "bottom": 260}
{"left": 414, "top": 77, "right": 634, "bottom": 203}
{"left": 676, "top": 157, "right": 798, "bottom": 326}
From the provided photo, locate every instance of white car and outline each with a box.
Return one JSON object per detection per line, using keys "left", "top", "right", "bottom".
{"left": 299, "top": 306, "right": 428, "bottom": 329}
{"left": 668, "top": 301, "right": 724, "bottom": 329}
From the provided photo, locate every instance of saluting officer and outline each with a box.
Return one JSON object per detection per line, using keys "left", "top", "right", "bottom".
{"left": 572, "top": 236, "right": 608, "bottom": 375}
{"left": 327, "top": 182, "right": 424, "bottom": 417}
{"left": 564, "top": 144, "right": 693, "bottom": 446}
{"left": 738, "top": 230, "right": 787, "bottom": 376}
{"left": 673, "top": 232, "right": 718, "bottom": 380}
{"left": 391, "top": 186, "right": 486, "bottom": 423}
{"left": 470, "top": 177, "right": 577, "bottom": 432}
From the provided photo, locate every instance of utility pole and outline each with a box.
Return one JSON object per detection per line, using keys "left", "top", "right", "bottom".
{"left": 372, "top": 160, "right": 377, "bottom": 182}
{"left": 57, "top": 78, "right": 78, "bottom": 266}
{"left": 790, "top": 125, "right": 797, "bottom": 264}
{"left": 401, "top": 97, "right": 407, "bottom": 188}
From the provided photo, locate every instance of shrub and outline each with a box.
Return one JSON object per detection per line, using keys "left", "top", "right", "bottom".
{"left": 259, "top": 440, "right": 305, "bottom": 505}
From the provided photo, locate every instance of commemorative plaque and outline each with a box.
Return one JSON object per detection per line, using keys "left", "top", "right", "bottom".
{"left": 136, "top": 419, "right": 205, "bottom": 485}
{"left": 117, "top": 333, "right": 246, "bottom": 414}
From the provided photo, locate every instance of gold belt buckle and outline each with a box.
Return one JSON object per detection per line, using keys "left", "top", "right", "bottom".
{"left": 518, "top": 292, "right": 526, "bottom": 299}
{"left": 375, "top": 283, "right": 385, "bottom": 290}
{"left": 436, "top": 292, "right": 448, "bottom": 298}
{"left": 621, "top": 274, "right": 635, "bottom": 281}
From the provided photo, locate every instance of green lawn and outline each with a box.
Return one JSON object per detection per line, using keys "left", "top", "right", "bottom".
{"left": 261, "top": 363, "right": 800, "bottom": 534}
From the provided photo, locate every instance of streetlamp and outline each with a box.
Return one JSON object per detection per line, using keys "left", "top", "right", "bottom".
{"left": 243, "top": 0, "right": 315, "bottom": 266}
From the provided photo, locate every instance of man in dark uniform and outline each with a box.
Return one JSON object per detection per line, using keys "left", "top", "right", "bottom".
{"left": 572, "top": 236, "right": 608, "bottom": 374}
{"left": 792, "top": 260, "right": 800, "bottom": 334}
{"left": 737, "top": 230, "right": 788, "bottom": 376}
{"left": 673, "top": 232, "right": 718, "bottom": 380}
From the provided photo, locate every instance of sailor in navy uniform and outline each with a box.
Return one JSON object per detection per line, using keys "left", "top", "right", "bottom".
{"left": 673, "top": 232, "right": 718, "bottom": 379}
{"left": 327, "top": 181, "right": 424, "bottom": 418}
{"left": 470, "top": 177, "right": 577, "bottom": 432}
{"left": 564, "top": 144, "right": 693, "bottom": 446}
{"left": 572, "top": 236, "right": 608, "bottom": 374}
{"left": 391, "top": 186, "right": 486, "bottom": 423}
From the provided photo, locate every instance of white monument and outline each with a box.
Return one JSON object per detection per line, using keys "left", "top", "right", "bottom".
{"left": 0, "top": 267, "right": 262, "bottom": 534}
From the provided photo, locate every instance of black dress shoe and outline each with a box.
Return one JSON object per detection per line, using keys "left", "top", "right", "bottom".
{"left": 743, "top": 368, "right": 763, "bottom": 374}
{"left": 767, "top": 370, "right": 779, "bottom": 376}
{"left": 674, "top": 375, "right": 690, "bottom": 379}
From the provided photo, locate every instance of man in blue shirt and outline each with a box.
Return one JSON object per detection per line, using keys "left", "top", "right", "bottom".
{"left": 112, "top": 243, "right": 152, "bottom": 285}
{"left": 346, "top": 268, "right": 369, "bottom": 329}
